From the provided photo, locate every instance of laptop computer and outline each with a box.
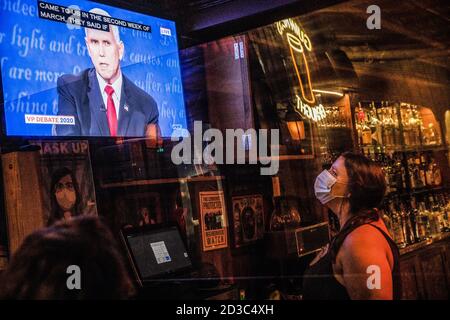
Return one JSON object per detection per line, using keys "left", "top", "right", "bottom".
{"left": 120, "top": 224, "right": 193, "bottom": 287}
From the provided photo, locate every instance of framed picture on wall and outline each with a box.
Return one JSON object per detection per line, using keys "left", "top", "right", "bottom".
{"left": 232, "top": 195, "right": 265, "bottom": 247}
{"left": 199, "top": 191, "right": 228, "bottom": 251}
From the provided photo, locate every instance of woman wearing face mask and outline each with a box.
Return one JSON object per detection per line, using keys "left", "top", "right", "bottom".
{"left": 48, "top": 167, "right": 81, "bottom": 226}
{"left": 302, "top": 152, "right": 401, "bottom": 300}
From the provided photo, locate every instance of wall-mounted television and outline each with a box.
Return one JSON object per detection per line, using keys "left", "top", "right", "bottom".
{"left": 0, "top": 0, "right": 187, "bottom": 138}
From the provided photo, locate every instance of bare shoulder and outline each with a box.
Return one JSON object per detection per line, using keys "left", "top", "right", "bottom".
{"left": 342, "top": 224, "right": 390, "bottom": 252}
{"left": 339, "top": 223, "right": 394, "bottom": 268}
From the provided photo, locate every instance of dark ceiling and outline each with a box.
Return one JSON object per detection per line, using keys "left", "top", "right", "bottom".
{"left": 308, "top": 0, "right": 449, "bottom": 67}
{"left": 106, "top": 0, "right": 348, "bottom": 46}
{"left": 107, "top": 0, "right": 449, "bottom": 108}
{"left": 109, "top": 0, "right": 449, "bottom": 65}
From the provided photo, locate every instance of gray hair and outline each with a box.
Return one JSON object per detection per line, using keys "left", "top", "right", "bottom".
{"left": 84, "top": 8, "right": 121, "bottom": 43}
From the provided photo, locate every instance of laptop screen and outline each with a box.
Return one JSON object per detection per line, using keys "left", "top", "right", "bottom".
{"left": 123, "top": 225, "right": 192, "bottom": 280}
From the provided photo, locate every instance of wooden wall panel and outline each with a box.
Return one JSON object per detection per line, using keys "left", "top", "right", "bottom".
{"left": 1, "top": 151, "right": 45, "bottom": 255}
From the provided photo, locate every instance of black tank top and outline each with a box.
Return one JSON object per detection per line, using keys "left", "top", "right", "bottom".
{"left": 302, "top": 223, "right": 401, "bottom": 300}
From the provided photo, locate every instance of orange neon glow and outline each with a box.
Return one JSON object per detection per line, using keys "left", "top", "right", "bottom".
{"left": 288, "top": 32, "right": 315, "bottom": 104}
{"left": 277, "top": 18, "right": 316, "bottom": 104}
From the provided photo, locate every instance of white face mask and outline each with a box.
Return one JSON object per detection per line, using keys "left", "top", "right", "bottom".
{"left": 314, "top": 169, "right": 349, "bottom": 205}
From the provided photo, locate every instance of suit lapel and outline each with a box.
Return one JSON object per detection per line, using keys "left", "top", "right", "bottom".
{"left": 118, "top": 76, "right": 132, "bottom": 136}
{"left": 87, "top": 69, "right": 110, "bottom": 136}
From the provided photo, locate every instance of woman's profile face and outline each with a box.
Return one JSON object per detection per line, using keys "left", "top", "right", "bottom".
{"left": 329, "top": 156, "right": 349, "bottom": 184}
{"left": 326, "top": 156, "right": 351, "bottom": 214}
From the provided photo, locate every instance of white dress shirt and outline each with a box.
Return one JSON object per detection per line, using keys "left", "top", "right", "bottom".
{"left": 96, "top": 72, "right": 122, "bottom": 120}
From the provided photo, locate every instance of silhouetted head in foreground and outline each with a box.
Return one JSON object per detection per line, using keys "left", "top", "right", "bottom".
{"left": 0, "top": 216, "right": 134, "bottom": 299}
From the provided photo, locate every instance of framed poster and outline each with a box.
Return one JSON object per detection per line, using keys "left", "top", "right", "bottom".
{"left": 29, "top": 140, "right": 98, "bottom": 226}
{"left": 199, "top": 191, "right": 228, "bottom": 251}
{"left": 232, "top": 195, "right": 264, "bottom": 247}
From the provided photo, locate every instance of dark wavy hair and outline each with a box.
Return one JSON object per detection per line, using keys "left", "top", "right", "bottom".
{"left": 330, "top": 151, "right": 387, "bottom": 261}
{"left": 0, "top": 216, "right": 135, "bottom": 299}
{"left": 48, "top": 167, "right": 82, "bottom": 226}
{"left": 343, "top": 151, "right": 387, "bottom": 214}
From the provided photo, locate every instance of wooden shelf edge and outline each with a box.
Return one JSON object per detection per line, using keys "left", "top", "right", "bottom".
{"left": 400, "top": 232, "right": 450, "bottom": 256}
{"left": 258, "top": 155, "right": 315, "bottom": 161}
{"left": 100, "top": 175, "right": 226, "bottom": 189}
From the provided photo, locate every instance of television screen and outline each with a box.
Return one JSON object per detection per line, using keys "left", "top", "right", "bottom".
{"left": 0, "top": 0, "right": 187, "bottom": 137}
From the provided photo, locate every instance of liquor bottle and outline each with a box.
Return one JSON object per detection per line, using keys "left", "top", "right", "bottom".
{"left": 388, "top": 154, "right": 399, "bottom": 193}
{"left": 433, "top": 197, "right": 445, "bottom": 233}
{"left": 424, "top": 153, "right": 434, "bottom": 186}
{"left": 270, "top": 197, "right": 301, "bottom": 232}
{"left": 393, "top": 154, "right": 405, "bottom": 192}
{"left": 409, "top": 197, "right": 420, "bottom": 242}
{"left": 356, "top": 103, "right": 365, "bottom": 146}
{"left": 270, "top": 196, "right": 284, "bottom": 232}
{"left": 432, "top": 202, "right": 444, "bottom": 235}
{"left": 410, "top": 106, "right": 420, "bottom": 146}
{"left": 417, "top": 202, "right": 431, "bottom": 240}
{"left": 427, "top": 194, "right": 440, "bottom": 236}
{"left": 439, "top": 193, "right": 450, "bottom": 232}
{"left": 400, "top": 202, "right": 415, "bottom": 245}
{"left": 431, "top": 156, "right": 442, "bottom": 186}
{"left": 374, "top": 103, "right": 384, "bottom": 145}
{"left": 361, "top": 113, "right": 372, "bottom": 145}
{"left": 382, "top": 154, "right": 394, "bottom": 194}
{"left": 407, "top": 155, "right": 416, "bottom": 189}
{"left": 391, "top": 104, "right": 401, "bottom": 147}
{"left": 356, "top": 123, "right": 362, "bottom": 146}
{"left": 382, "top": 106, "right": 394, "bottom": 146}
{"left": 423, "top": 123, "right": 439, "bottom": 145}
{"left": 414, "top": 153, "right": 426, "bottom": 188}
{"left": 400, "top": 159, "right": 407, "bottom": 190}
{"left": 409, "top": 106, "right": 423, "bottom": 146}
{"left": 389, "top": 201, "right": 406, "bottom": 247}
{"left": 408, "top": 105, "right": 420, "bottom": 146}
{"left": 389, "top": 154, "right": 398, "bottom": 192}
{"left": 402, "top": 109, "right": 411, "bottom": 146}
{"left": 401, "top": 104, "right": 412, "bottom": 146}
{"left": 368, "top": 104, "right": 379, "bottom": 145}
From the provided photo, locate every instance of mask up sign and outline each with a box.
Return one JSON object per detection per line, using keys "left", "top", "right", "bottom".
{"left": 29, "top": 140, "right": 98, "bottom": 225}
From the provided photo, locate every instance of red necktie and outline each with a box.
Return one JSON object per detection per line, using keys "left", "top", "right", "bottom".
{"left": 104, "top": 85, "right": 118, "bottom": 136}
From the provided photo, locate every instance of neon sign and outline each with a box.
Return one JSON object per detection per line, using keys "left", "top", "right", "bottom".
{"left": 296, "top": 95, "right": 326, "bottom": 122}
{"left": 277, "top": 18, "right": 327, "bottom": 122}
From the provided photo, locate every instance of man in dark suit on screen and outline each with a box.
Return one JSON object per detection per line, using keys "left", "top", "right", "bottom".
{"left": 55, "top": 8, "right": 159, "bottom": 137}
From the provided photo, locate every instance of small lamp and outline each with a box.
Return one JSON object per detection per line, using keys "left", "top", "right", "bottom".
{"left": 285, "top": 104, "right": 305, "bottom": 141}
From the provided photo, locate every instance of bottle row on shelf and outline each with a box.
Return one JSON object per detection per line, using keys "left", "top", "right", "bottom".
{"left": 364, "top": 149, "right": 442, "bottom": 194}
{"left": 317, "top": 106, "right": 347, "bottom": 128}
{"left": 382, "top": 192, "right": 449, "bottom": 248}
{"left": 355, "top": 101, "right": 441, "bottom": 148}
